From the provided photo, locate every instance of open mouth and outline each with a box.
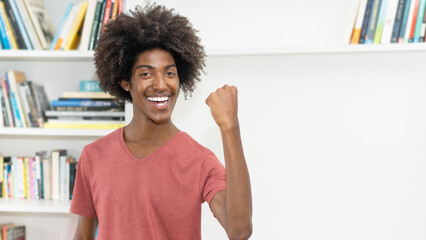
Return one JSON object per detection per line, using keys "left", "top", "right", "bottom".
{"left": 146, "top": 96, "right": 170, "bottom": 106}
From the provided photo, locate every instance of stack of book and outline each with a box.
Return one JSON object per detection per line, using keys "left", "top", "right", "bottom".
{"left": 1, "top": 151, "right": 77, "bottom": 201}
{"left": 0, "top": 0, "right": 55, "bottom": 50}
{"left": 51, "top": 0, "right": 124, "bottom": 51}
{"left": 0, "top": 70, "right": 50, "bottom": 128}
{"left": 1, "top": 223, "right": 25, "bottom": 240}
{"left": 46, "top": 80, "right": 125, "bottom": 129}
{"left": 347, "top": 0, "right": 426, "bottom": 44}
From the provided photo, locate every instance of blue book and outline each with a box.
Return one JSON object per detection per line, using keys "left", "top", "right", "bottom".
{"left": 0, "top": 3, "right": 10, "bottom": 49}
{"left": 360, "top": 0, "right": 375, "bottom": 43}
{"left": 413, "top": 0, "right": 426, "bottom": 42}
{"left": 8, "top": 0, "right": 32, "bottom": 49}
{"left": 391, "top": 0, "right": 407, "bottom": 43}
{"left": 79, "top": 80, "right": 101, "bottom": 92}
{"left": 5, "top": 73, "right": 23, "bottom": 127}
{"left": 51, "top": 99, "right": 115, "bottom": 107}
{"left": 365, "top": 0, "right": 383, "bottom": 43}
{"left": 398, "top": 0, "right": 412, "bottom": 42}
{"left": 50, "top": 2, "right": 73, "bottom": 50}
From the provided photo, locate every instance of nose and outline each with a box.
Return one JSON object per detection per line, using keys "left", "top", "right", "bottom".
{"left": 152, "top": 75, "right": 167, "bottom": 92}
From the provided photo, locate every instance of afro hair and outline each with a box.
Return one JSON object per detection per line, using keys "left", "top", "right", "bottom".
{"left": 94, "top": 2, "right": 206, "bottom": 102}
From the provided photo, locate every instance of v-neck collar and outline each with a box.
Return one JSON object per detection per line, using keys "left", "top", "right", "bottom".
{"left": 118, "top": 127, "right": 183, "bottom": 163}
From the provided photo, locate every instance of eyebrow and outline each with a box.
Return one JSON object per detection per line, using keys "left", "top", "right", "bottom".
{"left": 135, "top": 64, "right": 177, "bottom": 70}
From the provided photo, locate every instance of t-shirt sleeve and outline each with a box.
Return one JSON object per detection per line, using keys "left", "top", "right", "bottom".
{"left": 200, "top": 152, "right": 226, "bottom": 204}
{"left": 70, "top": 148, "right": 97, "bottom": 218}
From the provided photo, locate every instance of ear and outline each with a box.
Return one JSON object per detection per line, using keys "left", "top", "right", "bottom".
{"left": 120, "top": 80, "right": 130, "bottom": 91}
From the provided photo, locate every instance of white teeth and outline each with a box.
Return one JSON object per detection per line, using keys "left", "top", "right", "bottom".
{"left": 147, "top": 96, "right": 169, "bottom": 102}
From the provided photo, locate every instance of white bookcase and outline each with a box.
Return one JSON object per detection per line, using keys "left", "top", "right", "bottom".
{"left": 2, "top": 0, "right": 426, "bottom": 239}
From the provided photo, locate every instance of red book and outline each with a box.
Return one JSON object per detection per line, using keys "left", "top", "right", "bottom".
{"left": 409, "top": 0, "right": 421, "bottom": 42}
{"left": 101, "top": 0, "right": 112, "bottom": 32}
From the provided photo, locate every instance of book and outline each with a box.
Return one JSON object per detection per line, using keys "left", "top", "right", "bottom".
{"left": 51, "top": 98, "right": 122, "bottom": 107}
{"left": 44, "top": 122, "right": 124, "bottom": 129}
{"left": 0, "top": 1, "right": 18, "bottom": 49}
{"left": 14, "top": 0, "right": 42, "bottom": 49}
{"left": 79, "top": 80, "right": 101, "bottom": 92}
{"left": 88, "top": 0, "right": 103, "bottom": 50}
{"left": 1, "top": 224, "right": 25, "bottom": 240}
{"left": 412, "top": 0, "right": 426, "bottom": 41}
{"left": 374, "top": 0, "right": 390, "bottom": 43}
{"left": 51, "top": 149, "right": 67, "bottom": 201}
{"left": 0, "top": 75, "right": 14, "bottom": 127}
{"left": 49, "top": 2, "right": 73, "bottom": 50}
{"left": 0, "top": 0, "right": 10, "bottom": 49}
{"left": 46, "top": 110, "right": 125, "bottom": 117}
{"left": 359, "top": 0, "right": 375, "bottom": 43}
{"left": 6, "top": 70, "right": 28, "bottom": 127}
{"left": 365, "top": 0, "right": 383, "bottom": 43}
{"left": 101, "top": 0, "right": 112, "bottom": 33}
{"left": 42, "top": 157, "right": 51, "bottom": 200}
{"left": 19, "top": 81, "right": 39, "bottom": 127}
{"left": 63, "top": 1, "right": 88, "bottom": 50}
{"left": 420, "top": 2, "right": 426, "bottom": 41}
{"left": 408, "top": 0, "right": 420, "bottom": 42}
{"left": 351, "top": 0, "right": 369, "bottom": 44}
{"left": 3, "top": 0, "right": 25, "bottom": 49}
{"left": 62, "top": 91, "right": 115, "bottom": 99}
{"left": 55, "top": 3, "right": 79, "bottom": 50}
{"left": 22, "top": 0, "right": 55, "bottom": 49}
{"left": 27, "top": 81, "right": 50, "bottom": 128}
{"left": 5, "top": 0, "right": 32, "bottom": 49}
{"left": 0, "top": 83, "right": 4, "bottom": 127}
{"left": 391, "top": 0, "right": 407, "bottom": 43}
{"left": 110, "top": 0, "right": 118, "bottom": 20}
{"left": 403, "top": 0, "right": 417, "bottom": 42}
{"left": 79, "top": 0, "right": 97, "bottom": 50}
{"left": 94, "top": 0, "right": 107, "bottom": 48}
{"left": 397, "top": 0, "right": 413, "bottom": 42}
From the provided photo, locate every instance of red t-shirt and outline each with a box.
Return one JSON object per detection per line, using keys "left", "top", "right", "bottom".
{"left": 70, "top": 128, "right": 226, "bottom": 240}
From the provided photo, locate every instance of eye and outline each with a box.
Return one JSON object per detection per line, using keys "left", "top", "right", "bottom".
{"left": 166, "top": 71, "right": 177, "bottom": 76}
{"left": 139, "top": 72, "right": 151, "bottom": 78}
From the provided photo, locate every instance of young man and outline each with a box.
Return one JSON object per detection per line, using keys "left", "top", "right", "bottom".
{"left": 71, "top": 3, "right": 252, "bottom": 240}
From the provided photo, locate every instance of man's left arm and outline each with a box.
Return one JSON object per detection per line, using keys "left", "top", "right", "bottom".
{"left": 206, "top": 85, "right": 253, "bottom": 240}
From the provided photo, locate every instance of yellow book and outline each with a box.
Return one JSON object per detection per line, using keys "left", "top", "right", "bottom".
{"left": 64, "top": 1, "right": 88, "bottom": 50}
{"left": 62, "top": 91, "right": 115, "bottom": 99}
{"left": 0, "top": 155, "right": 3, "bottom": 183}
{"left": 24, "top": 157, "right": 30, "bottom": 199}
{"left": 0, "top": 2, "right": 18, "bottom": 49}
{"left": 44, "top": 122, "right": 124, "bottom": 129}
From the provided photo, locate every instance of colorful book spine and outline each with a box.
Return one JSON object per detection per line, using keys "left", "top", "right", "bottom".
{"left": 79, "top": 0, "right": 97, "bottom": 50}
{"left": 0, "top": 1, "right": 18, "bottom": 49}
{"left": 0, "top": 76, "right": 14, "bottom": 127}
{"left": 391, "top": 0, "right": 407, "bottom": 42}
{"left": 7, "top": 0, "right": 32, "bottom": 49}
{"left": 365, "top": 0, "right": 383, "bottom": 43}
{"left": 408, "top": 0, "right": 420, "bottom": 42}
{"left": 403, "top": 0, "right": 417, "bottom": 42}
{"left": 374, "top": 0, "right": 391, "bottom": 43}
{"left": 412, "top": 0, "right": 426, "bottom": 41}
{"left": 55, "top": 3, "right": 79, "bottom": 50}
{"left": 94, "top": 0, "right": 107, "bottom": 48}
{"left": 0, "top": 3, "right": 10, "bottom": 49}
{"left": 397, "top": 0, "right": 413, "bottom": 42}
{"left": 101, "top": 0, "right": 112, "bottom": 33}
{"left": 360, "top": 0, "right": 375, "bottom": 43}
{"left": 352, "top": 0, "right": 369, "bottom": 44}
{"left": 88, "top": 0, "right": 103, "bottom": 50}
{"left": 64, "top": 1, "right": 89, "bottom": 50}
{"left": 420, "top": 4, "right": 426, "bottom": 41}
{"left": 50, "top": 2, "right": 73, "bottom": 50}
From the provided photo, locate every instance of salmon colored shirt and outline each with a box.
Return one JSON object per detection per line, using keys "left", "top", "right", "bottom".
{"left": 70, "top": 128, "right": 226, "bottom": 240}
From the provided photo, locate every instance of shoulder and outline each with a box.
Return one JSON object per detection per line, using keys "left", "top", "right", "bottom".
{"left": 82, "top": 127, "right": 123, "bottom": 156}
{"left": 176, "top": 131, "right": 216, "bottom": 158}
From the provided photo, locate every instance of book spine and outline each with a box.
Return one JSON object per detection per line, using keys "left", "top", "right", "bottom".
{"left": 18, "top": 82, "right": 35, "bottom": 127}
{"left": 0, "top": 76, "right": 14, "bottom": 127}
{"left": 391, "top": 0, "right": 407, "bottom": 42}
{"left": 397, "top": 0, "right": 413, "bottom": 42}
{"left": 7, "top": 0, "right": 32, "bottom": 49}
{"left": 28, "top": 157, "right": 35, "bottom": 199}
{"left": 0, "top": 82, "right": 7, "bottom": 127}
{"left": 14, "top": 0, "right": 41, "bottom": 49}
{"left": 0, "top": 3, "right": 10, "bottom": 49}
{"left": 5, "top": 72, "right": 23, "bottom": 127}
{"left": 88, "top": 0, "right": 103, "bottom": 50}
{"left": 352, "top": 0, "right": 369, "bottom": 44}
{"left": 55, "top": 3, "right": 79, "bottom": 50}
{"left": 50, "top": 2, "right": 73, "bottom": 50}
{"left": 420, "top": 3, "right": 426, "bottom": 41}
{"left": 3, "top": 0, "right": 25, "bottom": 49}
{"left": 51, "top": 151, "right": 59, "bottom": 201}
{"left": 94, "top": 0, "right": 107, "bottom": 48}
{"left": 34, "top": 156, "right": 41, "bottom": 199}
{"left": 408, "top": 0, "right": 421, "bottom": 42}
{"left": 0, "top": 1, "right": 18, "bottom": 49}
{"left": 360, "top": 0, "right": 375, "bottom": 43}
{"left": 64, "top": 1, "right": 89, "bottom": 50}
{"left": 374, "top": 0, "right": 391, "bottom": 43}
{"left": 79, "top": 80, "right": 101, "bottom": 92}
{"left": 42, "top": 158, "right": 51, "bottom": 200}
{"left": 101, "top": 0, "right": 112, "bottom": 33}
{"left": 365, "top": 0, "right": 383, "bottom": 43}
{"left": 111, "top": 0, "right": 118, "bottom": 20}
{"left": 79, "top": 0, "right": 97, "bottom": 50}
{"left": 413, "top": 0, "right": 426, "bottom": 41}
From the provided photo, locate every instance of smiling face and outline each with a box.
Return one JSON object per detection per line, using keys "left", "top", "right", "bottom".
{"left": 121, "top": 48, "right": 179, "bottom": 125}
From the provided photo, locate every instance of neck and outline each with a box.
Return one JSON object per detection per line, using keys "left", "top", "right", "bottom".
{"left": 124, "top": 116, "right": 179, "bottom": 143}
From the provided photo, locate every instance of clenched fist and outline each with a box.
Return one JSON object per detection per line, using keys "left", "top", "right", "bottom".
{"left": 205, "top": 85, "right": 239, "bottom": 129}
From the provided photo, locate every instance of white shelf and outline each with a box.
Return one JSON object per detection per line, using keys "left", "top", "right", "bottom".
{"left": 0, "top": 127, "right": 114, "bottom": 137}
{"left": 0, "top": 198, "right": 71, "bottom": 214}
{"left": 2, "top": 44, "right": 426, "bottom": 60}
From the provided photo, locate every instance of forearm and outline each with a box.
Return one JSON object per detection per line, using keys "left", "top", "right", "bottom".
{"left": 220, "top": 121, "right": 253, "bottom": 239}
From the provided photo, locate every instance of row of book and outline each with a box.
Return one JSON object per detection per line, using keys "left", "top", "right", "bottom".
{"left": 1, "top": 223, "right": 25, "bottom": 240}
{"left": 0, "top": 0, "right": 55, "bottom": 50}
{"left": 347, "top": 0, "right": 426, "bottom": 44}
{"left": 0, "top": 70, "right": 50, "bottom": 128}
{"left": 46, "top": 88, "right": 125, "bottom": 129}
{"left": 51, "top": 0, "right": 124, "bottom": 51}
{"left": 1, "top": 150, "right": 77, "bottom": 201}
